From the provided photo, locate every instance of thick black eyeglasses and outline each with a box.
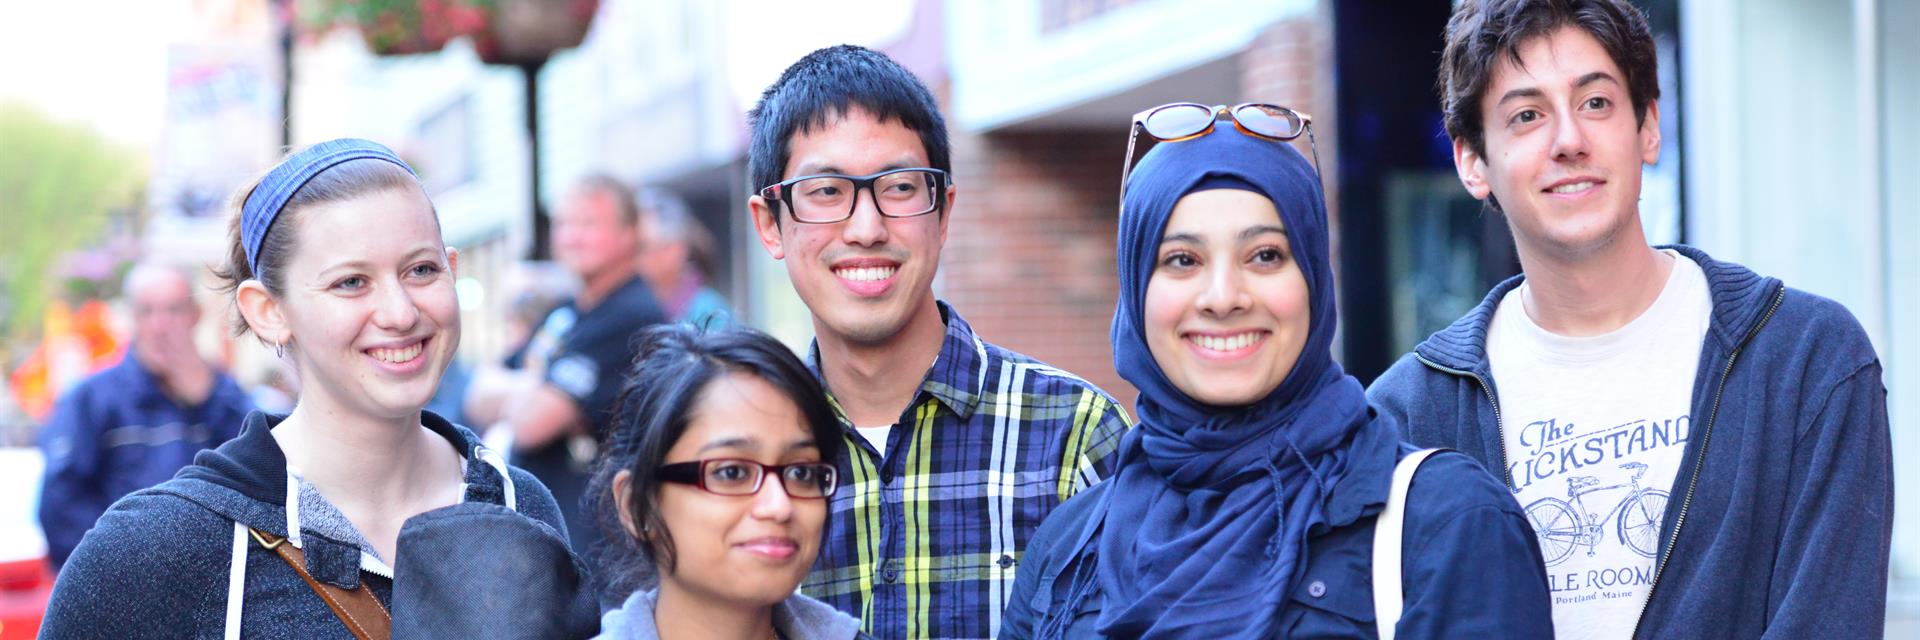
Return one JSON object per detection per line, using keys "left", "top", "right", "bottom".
{"left": 657, "top": 458, "right": 839, "bottom": 498}
{"left": 758, "top": 168, "right": 949, "bottom": 224}
{"left": 1120, "top": 102, "right": 1321, "bottom": 195}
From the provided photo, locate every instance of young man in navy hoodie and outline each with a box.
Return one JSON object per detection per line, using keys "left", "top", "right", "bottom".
{"left": 1367, "top": 1, "right": 1893, "bottom": 638}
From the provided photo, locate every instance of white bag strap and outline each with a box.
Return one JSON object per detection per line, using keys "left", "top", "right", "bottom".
{"left": 1372, "top": 448, "right": 1441, "bottom": 640}
{"left": 225, "top": 521, "right": 249, "bottom": 640}
{"left": 477, "top": 444, "right": 518, "bottom": 511}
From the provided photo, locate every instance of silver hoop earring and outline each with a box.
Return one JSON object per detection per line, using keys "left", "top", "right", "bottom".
{"left": 273, "top": 340, "right": 287, "bottom": 359}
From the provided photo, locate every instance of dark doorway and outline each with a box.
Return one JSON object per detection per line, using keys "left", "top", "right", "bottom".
{"left": 1331, "top": 0, "right": 1683, "bottom": 385}
{"left": 1333, "top": 0, "right": 1519, "bottom": 385}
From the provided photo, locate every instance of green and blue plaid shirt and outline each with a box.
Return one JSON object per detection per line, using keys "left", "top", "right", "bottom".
{"left": 801, "top": 303, "right": 1130, "bottom": 640}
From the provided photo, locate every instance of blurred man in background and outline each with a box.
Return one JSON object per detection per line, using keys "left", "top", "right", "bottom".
{"left": 36, "top": 262, "right": 253, "bottom": 570}
{"left": 635, "top": 187, "right": 733, "bottom": 330}
{"left": 465, "top": 174, "right": 665, "bottom": 556}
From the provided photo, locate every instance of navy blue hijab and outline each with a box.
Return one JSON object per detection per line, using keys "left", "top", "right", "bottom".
{"left": 1074, "top": 128, "right": 1373, "bottom": 637}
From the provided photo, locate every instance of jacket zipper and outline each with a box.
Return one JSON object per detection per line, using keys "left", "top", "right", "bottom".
{"left": 1629, "top": 285, "right": 1786, "bottom": 639}
{"left": 1412, "top": 354, "right": 1513, "bottom": 490}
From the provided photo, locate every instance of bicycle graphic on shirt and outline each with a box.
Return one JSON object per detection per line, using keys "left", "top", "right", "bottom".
{"left": 1523, "top": 462, "right": 1671, "bottom": 567}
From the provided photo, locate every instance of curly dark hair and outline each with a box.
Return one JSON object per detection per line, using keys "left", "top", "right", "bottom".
{"left": 1437, "top": 0, "right": 1660, "bottom": 160}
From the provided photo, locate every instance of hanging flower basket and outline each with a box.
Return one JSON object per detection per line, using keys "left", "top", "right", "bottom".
{"left": 470, "top": 0, "right": 599, "bottom": 66}
{"left": 299, "top": 0, "right": 496, "bottom": 57}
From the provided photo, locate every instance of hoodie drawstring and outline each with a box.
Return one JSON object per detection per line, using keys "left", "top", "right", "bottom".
{"left": 225, "top": 521, "right": 248, "bottom": 639}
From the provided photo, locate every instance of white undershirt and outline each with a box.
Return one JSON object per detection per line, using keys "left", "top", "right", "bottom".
{"left": 856, "top": 425, "right": 893, "bottom": 458}
{"left": 1488, "top": 250, "right": 1711, "bottom": 640}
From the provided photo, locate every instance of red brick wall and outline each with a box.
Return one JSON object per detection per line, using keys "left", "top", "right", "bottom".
{"left": 931, "top": 8, "right": 1339, "bottom": 416}
{"left": 940, "top": 129, "right": 1138, "bottom": 412}
{"left": 1240, "top": 11, "right": 1344, "bottom": 291}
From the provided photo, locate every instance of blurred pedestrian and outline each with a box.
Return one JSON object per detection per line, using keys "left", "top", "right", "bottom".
{"left": 462, "top": 261, "right": 577, "bottom": 442}
{"left": 635, "top": 187, "right": 733, "bottom": 330}
{"left": 503, "top": 262, "right": 582, "bottom": 353}
{"left": 35, "top": 262, "right": 253, "bottom": 570}
{"left": 39, "top": 138, "right": 567, "bottom": 638}
{"left": 467, "top": 174, "right": 667, "bottom": 559}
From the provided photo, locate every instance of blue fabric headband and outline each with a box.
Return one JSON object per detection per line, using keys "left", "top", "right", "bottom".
{"left": 242, "top": 138, "right": 416, "bottom": 276}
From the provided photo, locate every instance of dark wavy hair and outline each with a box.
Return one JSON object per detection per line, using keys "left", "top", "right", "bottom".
{"left": 587, "top": 324, "right": 844, "bottom": 602}
{"left": 1438, "top": 0, "right": 1660, "bottom": 161}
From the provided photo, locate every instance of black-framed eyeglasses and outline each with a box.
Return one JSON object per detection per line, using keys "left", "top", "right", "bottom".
{"left": 758, "top": 167, "right": 949, "bottom": 224}
{"left": 1120, "top": 102, "right": 1321, "bottom": 196}
{"left": 656, "top": 458, "right": 839, "bottom": 498}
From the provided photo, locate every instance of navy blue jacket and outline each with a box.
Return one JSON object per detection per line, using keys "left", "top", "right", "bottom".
{"left": 1000, "top": 419, "right": 1554, "bottom": 638}
{"left": 36, "top": 354, "right": 253, "bottom": 567}
{"left": 1368, "top": 245, "right": 1893, "bottom": 639}
{"left": 39, "top": 411, "right": 568, "bottom": 639}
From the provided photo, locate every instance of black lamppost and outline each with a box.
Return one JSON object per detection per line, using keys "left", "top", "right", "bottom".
{"left": 278, "top": 0, "right": 295, "bottom": 149}
{"left": 470, "top": 0, "right": 599, "bottom": 261}
{"left": 519, "top": 61, "right": 549, "bottom": 259}
{"left": 307, "top": 0, "right": 599, "bottom": 261}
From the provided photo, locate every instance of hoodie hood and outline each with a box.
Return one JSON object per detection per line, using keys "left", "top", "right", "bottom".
{"left": 158, "top": 410, "right": 517, "bottom": 588}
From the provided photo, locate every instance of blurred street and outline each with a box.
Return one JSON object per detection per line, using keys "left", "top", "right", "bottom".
{"left": 2, "top": 0, "right": 1916, "bottom": 637}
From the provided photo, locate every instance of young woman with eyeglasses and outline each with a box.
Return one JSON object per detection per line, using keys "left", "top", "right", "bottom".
{"left": 589, "top": 325, "right": 866, "bottom": 640}
{"left": 998, "top": 111, "right": 1554, "bottom": 638}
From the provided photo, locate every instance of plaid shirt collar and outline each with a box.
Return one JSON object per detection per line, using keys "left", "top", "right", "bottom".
{"left": 806, "top": 300, "right": 987, "bottom": 421}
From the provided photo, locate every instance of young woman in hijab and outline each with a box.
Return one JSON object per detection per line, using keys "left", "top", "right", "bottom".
{"left": 41, "top": 139, "right": 569, "bottom": 639}
{"left": 1000, "top": 110, "right": 1554, "bottom": 638}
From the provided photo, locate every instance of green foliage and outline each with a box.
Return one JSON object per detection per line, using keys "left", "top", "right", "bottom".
{"left": 0, "top": 103, "right": 142, "bottom": 348}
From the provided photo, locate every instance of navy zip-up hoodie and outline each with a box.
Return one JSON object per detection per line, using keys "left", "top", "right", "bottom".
{"left": 39, "top": 411, "right": 568, "bottom": 639}
{"left": 1367, "top": 245, "right": 1894, "bottom": 639}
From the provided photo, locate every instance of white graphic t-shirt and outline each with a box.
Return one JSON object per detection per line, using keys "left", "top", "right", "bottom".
{"left": 1488, "top": 250, "right": 1711, "bottom": 640}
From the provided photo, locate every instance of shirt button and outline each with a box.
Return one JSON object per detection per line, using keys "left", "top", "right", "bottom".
{"left": 882, "top": 565, "right": 900, "bottom": 583}
{"left": 1308, "top": 580, "right": 1327, "bottom": 598}
{"left": 996, "top": 554, "right": 1015, "bottom": 569}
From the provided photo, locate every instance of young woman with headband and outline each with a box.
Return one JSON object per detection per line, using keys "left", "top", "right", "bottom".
{"left": 40, "top": 139, "right": 569, "bottom": 639}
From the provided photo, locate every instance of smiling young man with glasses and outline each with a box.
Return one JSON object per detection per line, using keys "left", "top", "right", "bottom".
{"left": 1367, "top": 1, "right": 1893, "bottom": 638}
{"left": 746, "top": 45, "right": 1130, "bottom": 640}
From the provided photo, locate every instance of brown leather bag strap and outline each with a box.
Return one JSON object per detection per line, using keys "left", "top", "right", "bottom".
{"left": 250, "top": 528, "right": 392, "bottom": 640}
